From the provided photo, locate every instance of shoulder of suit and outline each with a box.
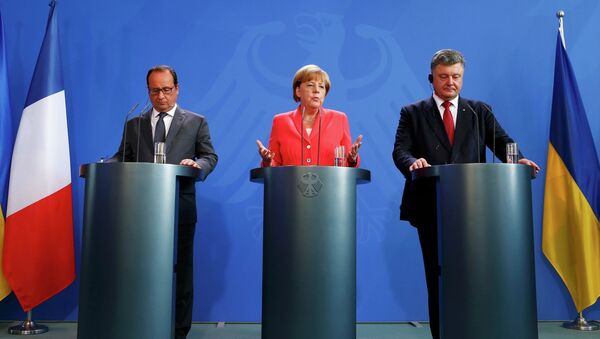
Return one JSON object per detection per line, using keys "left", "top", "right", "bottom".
{"left": 176, "top": 107, "right": 206, "bottom": 120}
{"left": 458, "top": 97, "right": 490, "bottom": 108}
{"left": 272, "top": 109, "right": 298, "bottom": 122}
{"left": 458, "top": 97, "right": 491, "bottom": 111}
{"left": 401, "top": 98, "right": 436, "bottom": 112}
{"left": 321, "top": 108, "right": 347, "bottom": 118}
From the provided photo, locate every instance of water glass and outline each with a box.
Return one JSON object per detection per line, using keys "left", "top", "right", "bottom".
{"left": 506, "top": 143, "right": 518, "bottom": 164}
{"left": 154, "top": 142, "right": 166, "bottom": 164}
{"left": 334, "top": 145, "right": 346, "bottom": 167}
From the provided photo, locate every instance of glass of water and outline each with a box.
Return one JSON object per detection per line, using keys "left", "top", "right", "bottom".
{"left": 506, "top": 143, "right": 518, "bottom": 164}
{"left": 334, "top": 145, "right": 346, "bottom": 167}
{"left": 154, "top": 142, "right": 166, "bottom": 164}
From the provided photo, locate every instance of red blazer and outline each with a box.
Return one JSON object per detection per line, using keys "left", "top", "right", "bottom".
{"left": 264, "top": 106, "right": 360, "bottom": 167}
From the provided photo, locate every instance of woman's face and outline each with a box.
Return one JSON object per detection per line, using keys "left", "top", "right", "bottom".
{"left": 295, "top": 76, "right": 327, "bottom": 111}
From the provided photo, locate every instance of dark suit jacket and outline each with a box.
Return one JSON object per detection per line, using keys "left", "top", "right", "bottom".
{"left": 392, "top": 96, "right": 521, "bottom": 227}
{"left": 111, "top": 106, "right": 218, "bottom": 224}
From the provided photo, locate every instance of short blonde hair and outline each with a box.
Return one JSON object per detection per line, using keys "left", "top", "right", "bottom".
{"left": 292, "top": 64, "right": 331, "bottom": 102}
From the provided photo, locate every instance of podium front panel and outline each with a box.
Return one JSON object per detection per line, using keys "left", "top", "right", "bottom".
{"left": 251, "top": 166, "right": 369, "bottom": 339}
{"left": 78, "top": 163, "right": 198, "bottom": 339}
{"left": 416, "top": 164, "right": 538, "bottom": 339}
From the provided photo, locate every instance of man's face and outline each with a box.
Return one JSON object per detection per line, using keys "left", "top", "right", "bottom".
{"left": 148, "top": 70, "right": 179, "bottom": 112}
{"left": 432, "top": 63, "right": 463, "bottom": 101}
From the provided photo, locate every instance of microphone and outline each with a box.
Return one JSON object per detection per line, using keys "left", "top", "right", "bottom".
{"left": 135, "top": 101, "right": 151, "bottom": 163}
{"left": 480, "top": 102, "right": 497, "bottom": 163}
{"left": 301, "top": 105, "right": 305, "bottom": 166}
{"left": 121, "top": 103, "right": 139, "bottom": 162}
{"left": 465, "top": 102, "right": 481, "bottom": 163}
{"left": 316, "top": 107, "right": 322, "bottom": 166}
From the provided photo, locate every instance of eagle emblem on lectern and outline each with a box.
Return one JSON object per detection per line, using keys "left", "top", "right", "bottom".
{"left": 297, "top": 172, "right": 323, "bottom": 198}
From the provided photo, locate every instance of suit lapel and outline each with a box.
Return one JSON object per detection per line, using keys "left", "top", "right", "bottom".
{"left": 140, "top": 110, "right": 153, "bottom": 156}
{"left": 166, "top": 107, "right": 185, "bottom": 150}
{"left": 423, "top": 97, "right": 452, "bottom": 152}
{"left": 292, "top": 106, "right": 311, "bottom": 144}
{"left": 451, "top": 99, "right": 475, "bottom": 161}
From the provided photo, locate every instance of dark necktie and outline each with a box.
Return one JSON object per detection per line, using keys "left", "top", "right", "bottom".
{"left": 442, "top": 101, "right": 455, "bottom": 145}
{"left": 154, "top": 112, "right": 167, "bottom": 143}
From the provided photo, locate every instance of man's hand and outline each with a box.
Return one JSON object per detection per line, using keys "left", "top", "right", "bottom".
{"left": 409, "top": 158, "right": 431, "bottom": 171}
{"left": 180, "top": 159, "right": 200, "bottom": 168}
{"left": 518, "top": 158, "right": 541, "bottom": 175}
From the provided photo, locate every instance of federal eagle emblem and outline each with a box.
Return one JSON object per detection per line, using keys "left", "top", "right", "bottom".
{"left": 296, "top": 172, "right": 323, "bottom": 198}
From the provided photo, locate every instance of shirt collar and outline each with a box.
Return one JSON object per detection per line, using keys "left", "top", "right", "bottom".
{"left": 152, "top": 104, "right": 177, "bottom": 118}
{"left": 432, "top": 93, "right": 459, "bottom": 109}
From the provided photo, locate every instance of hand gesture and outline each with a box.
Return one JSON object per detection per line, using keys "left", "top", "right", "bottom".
{"left": 348, "top": 135, "right": 363, "bottom": 163}
{"left": 256, "top": 140, "right": 273, "bottom": 166}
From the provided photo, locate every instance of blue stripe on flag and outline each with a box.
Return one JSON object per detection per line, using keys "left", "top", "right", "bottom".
{"left": 25, "top": 1, "right": 63, "bottom": 107}
{"left": 0, "top": 10, "right": 13, "bottom": 212}
{"left": 549, "top": 32, "right": 600, "bottom": 219}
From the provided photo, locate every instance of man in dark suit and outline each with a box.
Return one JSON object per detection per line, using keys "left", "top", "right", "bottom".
{"left": 112, "top": 65, "right": 218, "bottom": 339}
{"left": 392, "top": 49, "right": 539, "bottom": 339}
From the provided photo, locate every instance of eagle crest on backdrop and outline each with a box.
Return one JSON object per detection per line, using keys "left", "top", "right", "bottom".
{"left": 192, "top": 13, "right": 423, "bottom": 242}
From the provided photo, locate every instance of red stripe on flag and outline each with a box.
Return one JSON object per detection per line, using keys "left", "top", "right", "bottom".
{"left": 4, "top": 185, "right": 75, "bottom": 311}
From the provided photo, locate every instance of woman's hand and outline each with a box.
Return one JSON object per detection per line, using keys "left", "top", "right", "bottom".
{"left": 256, "top": 140, "right": 273, "bottom": 166}
{"left": 348, "top": 135, "right": 363, "bottom": 163}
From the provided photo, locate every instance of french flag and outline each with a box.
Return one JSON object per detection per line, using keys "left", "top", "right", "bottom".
{"left": 4, "top": 1, "right": 75, "bottom": 311}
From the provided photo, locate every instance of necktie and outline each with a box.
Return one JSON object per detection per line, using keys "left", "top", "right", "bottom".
{"left": 442, "top": 101, "right": 455, "bottom": 145}
{"left": 154, "top": 112, "right": 166, "bottom": 143}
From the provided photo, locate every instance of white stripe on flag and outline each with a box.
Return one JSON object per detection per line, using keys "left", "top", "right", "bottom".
{"left": 7, "top": 90, "right": 71, "bottom": 216}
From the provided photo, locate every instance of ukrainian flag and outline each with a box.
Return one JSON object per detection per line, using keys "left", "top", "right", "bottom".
{"left": 542, "top": 30, "right": 600, "bottom": 313}
{"left": 0, "top": 10, "right": 13, "bottom": 301}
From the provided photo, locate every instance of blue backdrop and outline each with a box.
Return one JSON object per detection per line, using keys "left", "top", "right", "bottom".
{"left": 0, "top": 0, "right": 598, "bottom": 322}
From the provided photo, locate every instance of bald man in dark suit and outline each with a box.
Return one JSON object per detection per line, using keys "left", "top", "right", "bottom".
{"left": 392, "top": 49, "right": 539, "bottom": 339}
{"left": 112, "top": 65, "right": 218, "bottom": 339}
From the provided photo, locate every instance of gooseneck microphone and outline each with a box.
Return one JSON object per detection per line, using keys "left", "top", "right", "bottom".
{"left": 121, "top": 103, "right": 139, "bottom": 162}
{"left": 480, "top": 102, "right": 497, "bottom": 163}
{"left": 300, "top": 106, "right": 322, "bottom": 166}
{"left": 301, "top": 105, "right": 305, "bottom": 165}
{"left": 465, "top": 102, "right": 481, "bottom": 163}
{"left": 316, "top": 108, "right": 322, "bottom": 166}
{"left": 136, "top": 101, "right": 150, "bottom": 163}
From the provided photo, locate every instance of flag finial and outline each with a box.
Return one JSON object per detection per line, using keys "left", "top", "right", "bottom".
{"left": 557, "top": 10, "right": 566, "bottom": 48}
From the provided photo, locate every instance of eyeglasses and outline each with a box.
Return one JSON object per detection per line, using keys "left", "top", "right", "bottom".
{"left": 149, "top": 86, "right": 175, "bottom": 95}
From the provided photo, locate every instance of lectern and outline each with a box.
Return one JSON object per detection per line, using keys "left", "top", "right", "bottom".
{"left": 414, "top": 163, "right": 538, "bottom": 339}
{"left": 78, "top": 162, "right": 200, "bottom": 339}
{"left": 251, "top": 166, "right": 370, "bottom": 339}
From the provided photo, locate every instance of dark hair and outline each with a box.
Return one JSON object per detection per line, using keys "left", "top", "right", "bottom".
{"left": 146, "top": 65, "right": 178, "bottom": 87}
{"left": 430, "top": 49, "right": 465, "bottom": 71}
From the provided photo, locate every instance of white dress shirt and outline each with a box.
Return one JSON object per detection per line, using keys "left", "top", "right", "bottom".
{"left": 151, "top": 104, "right": 177, "bottom": 140}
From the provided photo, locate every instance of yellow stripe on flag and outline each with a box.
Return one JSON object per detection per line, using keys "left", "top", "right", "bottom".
{"left": 0, "top": 209, "right": 11, "bottom": 300}
{"left": 543, "top": 144, "right": 600, "bottom": 312}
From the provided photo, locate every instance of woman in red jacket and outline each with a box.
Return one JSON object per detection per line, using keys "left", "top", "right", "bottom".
{"left": 256, "top": 64, "right": 362, "bottom": 167}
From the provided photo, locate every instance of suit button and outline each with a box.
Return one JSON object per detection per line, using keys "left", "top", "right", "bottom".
{"left": 306, "top": 144, "right": 311, "bottom": 149}
{"left": 306, "top": 158, "right": 311, "bottom": 163}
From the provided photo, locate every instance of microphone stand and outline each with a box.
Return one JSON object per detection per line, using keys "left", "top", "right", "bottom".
{"left": 481, "top": 102, "right": 496, "bottom": 163}
{"left": 136, "top": 101, "right": 150, "bottom": 163}
{"left": 121, "top": 103, "right": 139, "bottom": 162}
{"left": 465, "top": 102, "right": 481, "bottom": 163}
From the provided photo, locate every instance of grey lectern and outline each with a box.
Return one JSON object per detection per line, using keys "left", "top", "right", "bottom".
{"left": 251, "top": 166, "right": 370, "bottom": 339}
{"left": 78, "top": 162, "right": 200, "bottom": 339}
{"left": 414, "top": 163, "right": 538, "bottom": 339}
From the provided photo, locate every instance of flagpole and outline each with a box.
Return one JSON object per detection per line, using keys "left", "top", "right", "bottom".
{"left": 8, "top": 310, "right": 48, "bottom": 335}
{"left": 555, "top": 10, "right": 598, "bottom": 332}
